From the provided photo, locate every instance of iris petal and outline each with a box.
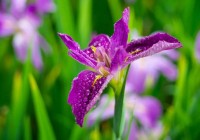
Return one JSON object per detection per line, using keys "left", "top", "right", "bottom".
{"left": 125, "top": 32, "right": 182, "bottom": 63}
{"left": 58, "top": 33, "right": 97, "bottom": 68}
{"left": 68, "top": 70, "right": 112, "bottom": 126}
{"left": 83, "top": 34, "right": 110, "bottom": 60}
{"left": 110, "top": 8, "right": 130, "bottom": 50}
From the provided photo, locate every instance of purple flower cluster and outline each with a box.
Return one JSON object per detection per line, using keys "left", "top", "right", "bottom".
{"left": 58, "top": 7, "right": 182, "bottom": 126}
{"left": 0, "top": 0, "right": 55, "bottom": 69}
{"left": 126, "top": 49, "right": 179, "bottom": 94}
{"left": 87, "top": 93, "right": 163, "bottom": 139}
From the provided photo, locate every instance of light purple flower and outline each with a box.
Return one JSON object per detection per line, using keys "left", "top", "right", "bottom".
{"left": 126, "top": 49, "right": 179, "bottom": 94}
{"left": 128, "top": 122, "right": 165, "bottom": 140}
{"left": 87, "top": 93, "right": 163, "bottom": 139}
{"left": 195, "top": 31, "right": 200, "bottom": 62}
{"left": 58, "top": 7, "right": 182, "bottom": 126}
{"left": 0, "top": 0, "right": 52, "bottom": 69}
{"left": 87, "top": 93, "right": 162, "bottom": 128}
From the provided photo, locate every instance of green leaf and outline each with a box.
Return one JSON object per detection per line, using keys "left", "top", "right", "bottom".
{"left": 29, "top": 74, "right": 56, "bottom": 140}
{"left": 78, "top": 0, "right": 92, "bottom": 47}
{"left": 6, "top": 49, "right": 31, "bottom": 139}
{"left": 24, "top": 116, "right": 32, "bottom": 140}
{"left": 112, "top": 65, "right": 130, "bottom": 140}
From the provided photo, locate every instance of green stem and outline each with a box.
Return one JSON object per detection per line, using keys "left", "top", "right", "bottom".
{"left": 113, "top": 65, "right": 130, "bottom": 140}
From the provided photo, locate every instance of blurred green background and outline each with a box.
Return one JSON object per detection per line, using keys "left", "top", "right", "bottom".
{"left": 0, "top": 0, "right": 200, "bottom": 139}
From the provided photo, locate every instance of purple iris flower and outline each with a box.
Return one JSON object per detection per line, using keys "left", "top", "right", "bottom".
{"left": 0, "top": 0, "right": 54, "bottom": 69}
{"left": 58, "top": 7, "right": 182, "bottom": 126}
{"left": 126, "top": 49, "right": 179, "bottom": 94}
{"left": 195, "top": 31, "right": 200, "bottom": 62}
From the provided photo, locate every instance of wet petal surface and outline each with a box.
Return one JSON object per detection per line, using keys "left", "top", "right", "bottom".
{"left": 58, "top": 33, "right": 97, "bottom": 68}
{"left": 125, "top": 32, "right": 182, "bottom": 63}
{"left": 68, "top": 70, "right": 112, "bottom": 126}
{"left": 83, "top": 34, "right": 110, "bottom": 60}
{"left": 110, "top": 7, "right": 130, "bottom": 49}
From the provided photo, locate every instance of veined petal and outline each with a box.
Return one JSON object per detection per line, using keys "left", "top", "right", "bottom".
{"left": 58, "top": 33, "right": 80, "bottom": 51}
{"left": 83, "top": 34, "right": 110, "bottom": 60}
{"left": 110, "top": 7, "right": 129, "bottom": 50}
{"left": 125, "top": 32, "right": 182, "bottom": 63}
{"left": 69, "top": 51, "right": 97, "bottom": 68}
{"left": 58, "top": 33, "right": 97, "bottom": 68}
{"left": 110, "top": 46, "right": 128, "bottom": 73}
{"left": 68, "top": 70, "right": 112, "bottom": 127}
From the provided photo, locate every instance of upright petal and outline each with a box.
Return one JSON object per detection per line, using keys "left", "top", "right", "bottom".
{"left": 83, "top": 34, "right": 110, "bottom": 60}
{"left": 110, "top": 7, "right": 130, "bottom": 50}
{"left": 68, "top": 70, "right": 113, "bottom": 126}
{"left": 195, "top": 31, "right": 200, "bottom": 62}
{"left": 10, "top": 0, "right": 27, "bottom": 17}
{"left": 110, "top": 46, "right": 129, "bottom": 73}
{"left": 58, "top": 33, "right": 97, "bottom": 68}
{"left": 125, "top": 32, "right": 182, "bottom": 63}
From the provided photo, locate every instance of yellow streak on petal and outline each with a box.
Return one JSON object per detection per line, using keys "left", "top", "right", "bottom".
{"left": 91, "top": 46, "right": 96, "bottom": 53}
{"left": 129, "top": 48, "right": 141, "bottom": 55}
{"left": 99, "top": 67, "right": 110, "bottom": 77}
{"left": 92, "top": 75, "right": 103, "bottom": 87}
{"left": 125, "top": 49, "right": 141, "bottom": 62}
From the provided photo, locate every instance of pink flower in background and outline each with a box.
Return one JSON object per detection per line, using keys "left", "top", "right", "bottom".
{"left": 87, "top": 93, "right": 162, "bottom": 128}
{"left": 126, "top": 50, "right": 179, "bottom": 94}
{"left": 0, "top": 0, "right": 54, "bottom": 69}
{"left": 87, "top": 93, "right": 162, "bottom": 139}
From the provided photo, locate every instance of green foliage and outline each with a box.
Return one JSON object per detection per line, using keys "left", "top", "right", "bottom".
{"left": 0, "top": 0, "right": 200, "bottom": 139}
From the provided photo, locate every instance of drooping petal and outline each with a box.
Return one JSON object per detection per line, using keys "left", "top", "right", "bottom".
{"left": 68, "top": 70, "right": 112, "bottom": 126}
{"left": 0, "top": 14, "right": 15, "bottom": 37}
{"left": 58, "top": 33, "right": 97, "bottom": 68}
{"left": 13, "top": 32, "right": 28, "bottom": 61}
{"left": 110, "top": 7, "right": 129, "bottom": 56}
{"left": 32, "top": 33, "right": 43, "bottom": 69}
{"left": 125, "top": 32, "right": 182, "bottom": 63}
{"left": 83, "top": 34, "right": 110, "bottom": 60}
{"left": 195, "top": 31, "right": 200, "bottom": 62}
